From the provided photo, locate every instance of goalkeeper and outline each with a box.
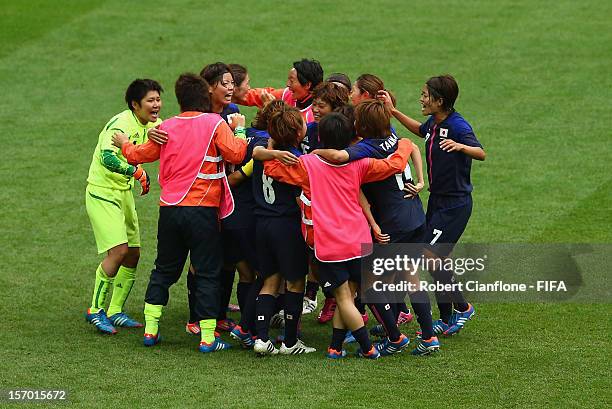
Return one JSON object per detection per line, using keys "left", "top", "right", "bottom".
{"left": 84, "top": 79, "right": 163, "bottom": 334}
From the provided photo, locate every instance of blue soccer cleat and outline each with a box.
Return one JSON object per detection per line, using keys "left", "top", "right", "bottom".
{"left": 109, "top": 312, "right": 144, "bottom": 328}
{"left": 356, "top": 345, "right": 381, "bottom": 359}
{"left": 230, "top": 325, "right": 255, "bottom": 348}
{"left": 199, "top": 338, "right": 232, "bottom": 353}
{"left": 433, "top": 319, "right": 451, "bottom": 335}
{"left": 444, "top": 304, "right": 475, "bottom": 336}
{"left": 369, "top": 324, "right": 387, "bottom": 338}
{"left": 411, "top": 336, "right": 440, "bottom": 356}
{"left": 85, "top": 308, "right": 117, "bottom": 335}
{"left": 326, "top": 347, "right": 347, "bottom": 359}
{"left": 143, "top": 332, "right": 161, "bottom": 347}
{"left": 375, "top": 334, "right": 410, "bottom": 356}
{"left": 343, "top": 331, "right": 356, "bottom": 344}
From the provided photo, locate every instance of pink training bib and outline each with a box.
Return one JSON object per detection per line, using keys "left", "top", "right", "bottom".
{"left": 301, "top": 155, "right": 372, "bottom": 262}
{"left": 158, "top": 113, "right": 234, "bottom": 218}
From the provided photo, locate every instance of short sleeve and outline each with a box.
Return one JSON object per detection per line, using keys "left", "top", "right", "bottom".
{"left": 346, "top": 142, "right": 377, "bottom": 162}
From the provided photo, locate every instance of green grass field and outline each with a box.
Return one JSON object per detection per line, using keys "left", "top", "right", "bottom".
{"left": 1, "top": 0, "right": 610, "bottom": 407}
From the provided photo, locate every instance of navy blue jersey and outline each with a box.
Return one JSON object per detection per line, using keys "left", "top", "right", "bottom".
{"left": 222, "top": 134, "right": 259, "bottom": 229}
{"left": 300, "top": 122, "right": 319, "bottom": 154}
{"left": 220, "top": 103, "right": 240, "bottom": 122}
{"left": 419, "top": 111, "right": 482, "bottom": 196}
{"left": 345, "top": 134, "right": 426, "bottom": 234}
{"left": 252, "top": 138, "right": 302, "bottom": 218}
{"left": 246, "top": 127, "right": 269, "bottom": 139}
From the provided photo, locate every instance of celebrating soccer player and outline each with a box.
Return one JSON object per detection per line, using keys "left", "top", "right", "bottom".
{"left": 84, "top": 79, "right": 163, "bottom": 334}
{"left": 378, "top": 74, "right": 485, "bottom": 337}
{"left": 113, "top": 73, "right": 248, "bottom": 353}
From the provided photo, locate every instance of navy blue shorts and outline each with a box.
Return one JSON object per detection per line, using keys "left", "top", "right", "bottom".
{"left": 317, "top": 258, "right": 362, "bottom": 291}
{"left": 221, "top": 223, "right": 258, "bottom": 270}
{"left": 256, "top": 216, "right": 308, "bottom": 282}
{"left": 424, "top": 194, "right": 472, "bottom": 258}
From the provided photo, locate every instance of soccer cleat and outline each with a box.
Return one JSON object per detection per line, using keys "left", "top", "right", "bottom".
{"left": 416, "top": 319, "right": 448, "bottom": 339}
{"left": 279, "top": 339, "right": 316, "bottom": 355}
{"left": 433, "top": 319, "right": 451, "bottom": 335}
{"left": 199, "top": 338, "right": 231, "bottom": 353}
{"left": 443, "top": 304, "right": 475, "bottom": 336}
{"left": 369, "top": 324, "right": 386, "bottom": 338}
{"left": 227, "top": 303, "right": 240, "bottom": 312}
{"left": 253, "top": 339, "right": 279, "bottom": 356}
{"left": 109, "top": 312, "right": 144, "bottom": 328}
{"left": 326, "top": 347, "right": 348, "bottom": 359}
{"left": 215, "top": 318, "right": 236, "bottom": 332}
{"left": 317, "top": 298, "right": 337, "bottom": 324}
{"left": 85, "top": 308, "right": 117, "bottom": 335}
{"left": 143, "top": 332, "right": 161, "bottom": 347}
{"left": 185, "top": 322, "right": 201, "bottom": 335}
{"left": 411, "top": 336, "right": 440, "bottom": 356}
{"left": 396, "top": 310, "right": 414, "bottom": 326}
{"left": 362, "top": 312, "right": 369, "bottom": 325}
{"left": 230, "top": 325, "right": 255, "bottom": 348}
{"left": 270, "top": 310, "right": 285, "bottom": 329}
{"left": 302, "top": 297, "right": 318, "bottom": 315}
{"left": 344, "top": 331, "right": 356, "bottom": 344}
{"left": 375, "top": 334, "right": 410, "bottom": 356}
{"left": 356, "top": 345, "right": 381, "bottom": 359}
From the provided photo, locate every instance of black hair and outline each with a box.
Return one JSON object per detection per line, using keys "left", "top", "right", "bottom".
{"left": 125, "top": 79, "right": 163, "bottom": 111}
{"left": 228, "top": 64, "right": 248, "bottom": 86}
{"left": 426, "top": 74, "right": 459, "bottom": 112}
{"left": 200, "top": 62, "right": 233, "bottom": 86}
{"left": 174, "top": 73, "right": 211, "bottom": 113}
{"left": 318, "top": 112, "right": 354, "bottom": 150}
{"left": 292, "top": 58, "right": 324, "bottom": 89}
{"left": 326, "top": 72, "right": 351, "bottom": 91}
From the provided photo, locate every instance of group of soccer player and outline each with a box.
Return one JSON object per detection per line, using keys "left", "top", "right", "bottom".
{"left": 84, "top": 57, "right": 485, "bottom": 359}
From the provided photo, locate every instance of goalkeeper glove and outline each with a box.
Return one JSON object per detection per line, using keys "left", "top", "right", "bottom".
{"left": 132, "top": 166, "right": 150, "bottom": 195}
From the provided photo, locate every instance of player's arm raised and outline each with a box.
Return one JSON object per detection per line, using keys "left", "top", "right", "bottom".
{"left": 378, "top": 90, "right": 422, "bottom": 137}
{"left": 362, "top": 138, "right": 412, "bottom": 183}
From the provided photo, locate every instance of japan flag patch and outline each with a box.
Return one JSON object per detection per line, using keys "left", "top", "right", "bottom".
{"left": 440, "top": 128, "right": 448, "bottom": 138}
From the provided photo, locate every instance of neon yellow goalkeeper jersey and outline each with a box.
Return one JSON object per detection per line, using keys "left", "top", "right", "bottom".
{"left": 87, "top": 110, "right": 161, "bottom": 191}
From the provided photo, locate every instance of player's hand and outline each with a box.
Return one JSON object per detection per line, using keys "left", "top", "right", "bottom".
{"left": 439, "top": 138, "right": 464, "bottom": 153}
{"left": 148, "top": 127, "right": 168, "bottom": 144}
{"left": 403, "top": 181, "right": 424, "bottom": 199}
{"left": 227, "top": 113, "right": 246, "bottom": 130}
{"left": 274, "top": 150, "right": 299, "bottom": 165}
{"left": 132, "top": 165, "right": 150, "bottom": 196}
{"left": 112, "top": 132, "right": 130, "bottom": 148}
{"left": 377, "top": 90, "right": 395, "bottom": 110}
{"left": 372, "top": 223, "right": 390, "bottom": 244}
{"left": 260, "top": 90, "right": 276, "bottom": 106}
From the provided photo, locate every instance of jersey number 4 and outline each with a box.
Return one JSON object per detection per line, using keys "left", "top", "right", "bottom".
{"left": 262, "top": 174, "right": 276, "bottom": 204}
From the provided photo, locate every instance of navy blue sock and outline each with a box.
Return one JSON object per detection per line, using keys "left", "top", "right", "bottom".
{"left": 274, "top": 293, "right": 285, "bottom": 314}
{"left": 217, "top": 267, "right": 235, "bottom": 321}
{"left": 398, "top": 302, "right": 410, "bottom": 314}
{"left": 369, "top": 303, "right": 401, "bottom": 341}
{"left": 430, "top": 269, "right": 455, "bottom": 323}
{"left": 354, "top": 296, "right": 366, "bottom": 315}
{"left": 283, "top": 291, "right": 304, "bottom": 347}
{"left": 255, "top": 294, "right": 276, "bottom": 342}
{"left": 187, "top": 271, "right": 197, "bottom": 323}
{"left": 352, "top": 326, "right": 372, "bottom": 352}
{"left": 409, "top": 290, "right": 434, "bottom": 339}
{"left": 330, "top": 327, "right": 348, "bottom": 351}
{"left": 240, "top": 277, "right": 263, "bottom": 332}
{"left": 391, "top": 303, "right": 400, "bottom": 321}
{"left": 323, "top": 288, "right": 333, "bottom": 298}
{"left": 305, "top": 280, "right": 319, "bottom": 301}
{"left": 236, "top": 282, "right": 252, "bottom": 317}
